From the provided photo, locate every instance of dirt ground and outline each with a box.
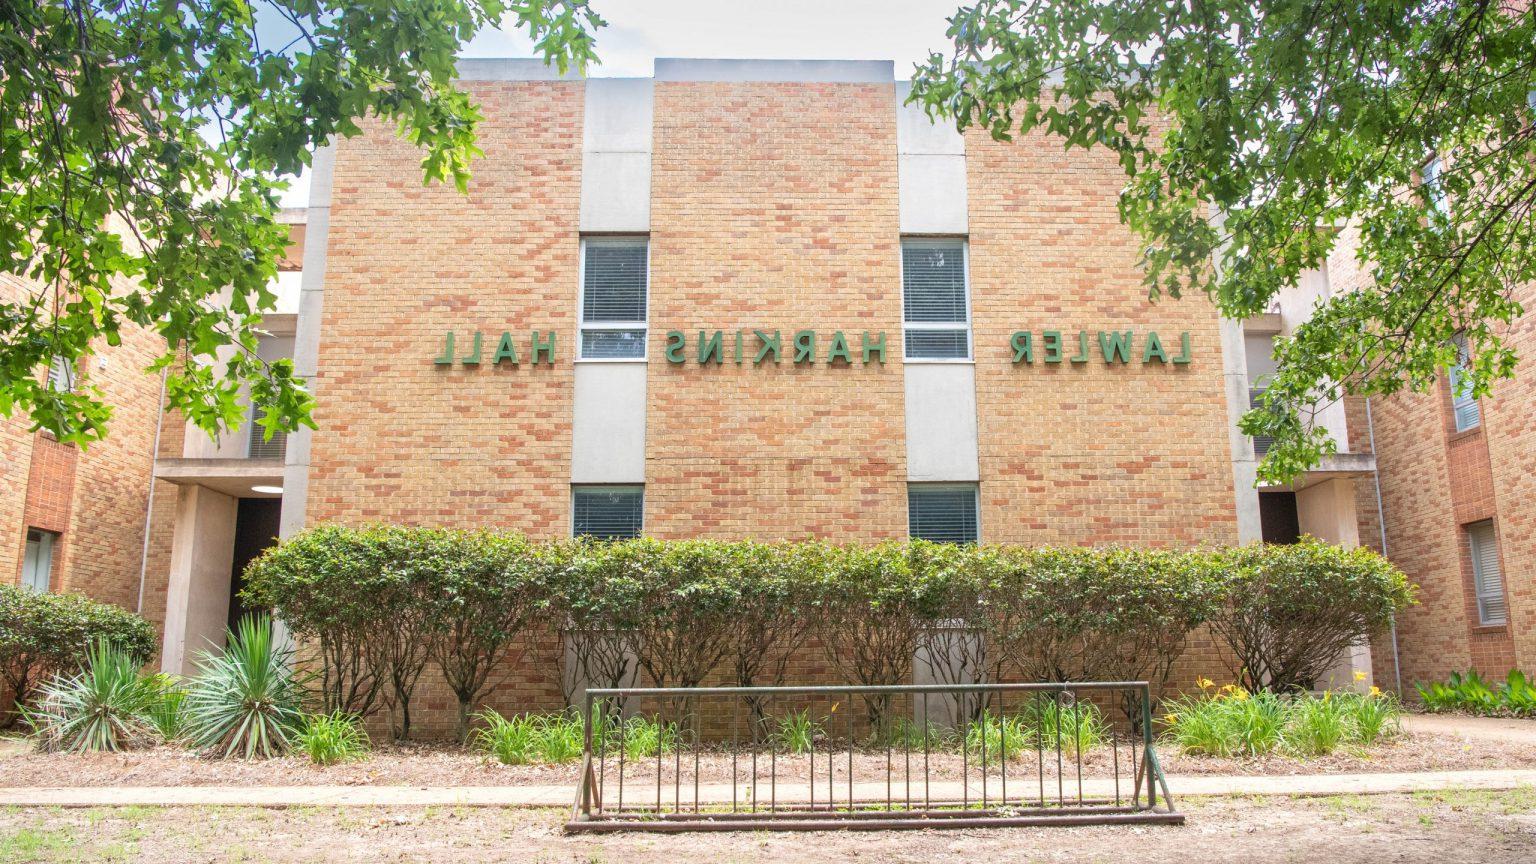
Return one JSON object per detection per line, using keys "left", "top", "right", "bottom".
{"left": 2, "top": 729, "right": 1533, "bottom": 789}
{"left": 1, "top": 787, "right": 1534, "bottom": 863}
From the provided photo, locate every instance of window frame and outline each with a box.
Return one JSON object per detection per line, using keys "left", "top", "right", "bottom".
{"left": 22, "top": 528, "right": 56, "bottom": 593}
{"left": 900, "top": 237, "right": 973, "bottom": 363}
{"left": 576, "top": 235, "right": 650, "bottom": 363}
{"left": 1449, "top": 333, "right": 1480, "bottom": 433}
{"left": 906, "top": 482, "right": 981, "bottom": 545}
{"left": 571, "top": 484, "right": 645, "bottom": 541}
{"left": 1467, "top": 520, "right": 1506, "bottom": 627}
{"left": 46, "top": 355, "right": 76, "bottom": 393}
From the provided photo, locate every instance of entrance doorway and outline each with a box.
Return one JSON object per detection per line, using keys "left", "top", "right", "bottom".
{"left": 228, "top": 497, "right": 281, "bottom": 633}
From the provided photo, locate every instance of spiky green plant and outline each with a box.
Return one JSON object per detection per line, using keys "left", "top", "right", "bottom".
{"left": 144, "top": 674, "right": 190, "bottom": 743}
{"left": 25, "top": 640, "right": 156, "bottom": 753}
{"left": 184, "top": 614, "right": 304, "bottom": 759}
{"left": 1284, "top": 692, "right": 1350, "bottom": 756}
{"left": 294, "top": 711, "right": 370, "bottom": 765}
{"left": 768, "top": 708, "right": 822, "bottom": 754}
{"left": 472, "top": 710, "right": 593, "bottom": 764}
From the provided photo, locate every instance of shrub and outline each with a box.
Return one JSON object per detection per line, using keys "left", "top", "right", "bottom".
{"left": 26, "top": 640, "right": 158, "bottom": 753}
{"left": 295, "top": 712, "right": 370, "bottom": 765}
{"left": 1418, "top": 669, "right": 1536, "bottom": 717}
{"left": 0, "top": 585, "right": 156, "bottom": 725}
{"left": 1210, "top": 539, "right": 1414, "bottom": 692}
{"left": 185, "top": 615, "right": 305, "bottom": 759}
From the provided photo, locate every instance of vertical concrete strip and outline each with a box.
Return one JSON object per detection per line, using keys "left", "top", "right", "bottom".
{"left": 278, "top": 143, "right": 334, "bottom": 540}
{"left": 1218, "top": 317, "right": 1263, "bottom": 543}
{"left": 896, "top": 83, "right": 979, "bottom": 484}
{"left": 160, "top": 485, "right": 238, "bottom": 675}
{"left": 571, "top": 79, "right": 652, "bottom": 486}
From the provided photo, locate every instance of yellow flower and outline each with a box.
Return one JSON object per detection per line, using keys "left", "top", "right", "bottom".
{"left": 1196, "top": 677, "right": 1214, "bottom": 690}
{"left": 1354, "top": 670, "right": 1368, "bottom": 682}
{"left": 1369, "top": 686, "right": 1383, "bottom": 698}
{"left": 1165, "top": 713, "right": 1179, "bottom": 724}
{"left": 1220, "top": 683, "right": 1237, "bottom": 694}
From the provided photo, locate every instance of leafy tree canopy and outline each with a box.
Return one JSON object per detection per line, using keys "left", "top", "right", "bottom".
{"left": 912, "top": 0, "right": 1536, "bottom": 481}
{"left": 1, "top": 0, "right": 601, "bottom": 445}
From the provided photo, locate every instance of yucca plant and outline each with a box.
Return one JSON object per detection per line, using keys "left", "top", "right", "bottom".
{"left": 295, "top": 711, "right": 370, "bottom": 765}
{"left": 184, "top": 614, "right": 305, "bottom": 759}
{"left": 26, "top": 640, "right": 157, "bottom": 753}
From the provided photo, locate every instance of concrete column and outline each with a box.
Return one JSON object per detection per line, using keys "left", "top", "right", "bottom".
{"left": 1296, "top": 477, "right": 1373, "bottom": 690}
{"left": 160, "top": 485, "right": 238, "bottom": 676}
{"left": 1219, "top": 318, "right": 1264, "bottom": 544}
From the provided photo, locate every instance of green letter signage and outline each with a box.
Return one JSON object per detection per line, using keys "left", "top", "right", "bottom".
{"left": 792, "top": 330, "right": 816, "bottom": 364}
{"left": 861, "top": 331, "right": 886, "bottom": 364}
{"left": 827, "top": 331, "right": 853, "bottom": 364}
{"left": 754, "top": 330, "right": 781, "bottom": 364}
{"left": 665, "top": 330, "right": 687, "bottom": 363}
{"left": 1041, "top": 330, "right": 1064, "bottom": 363}
{"left": 698, "top": 330, "right": 724, "bottom": 364}
{"left": 1098, "top": 330, "right": 1133, "bottom": 363}
{"left": 434, "top": 332, "right": 456, "bottom": 366}
{"left": 493, "top": 331, "right": 519, "bottom": 365}
{"left": 1011, "top": 331, "right": 1033, "bottom": 363}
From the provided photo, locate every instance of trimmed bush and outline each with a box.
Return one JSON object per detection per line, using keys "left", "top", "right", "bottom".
{"left": 0, "top": 585, "right": 156, "bottom": 725}
{"left": 1210, "top": 539, "right": 1415, "bottom": 692}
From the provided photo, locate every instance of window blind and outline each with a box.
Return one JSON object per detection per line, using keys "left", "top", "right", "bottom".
{"left": 908, "top": 484, "right": 979, "bottom": 545}
{"left": 573, "top": 486, "right": 644, "bottom": 541}
{"left": 46, "top": 355, "right": 74, "bottom": 393}
{"left": 247, "top": 405, "right": 288, "bottom": 460}
{"left": 1468, "top": 521, "right": 1506, "bottom": 626}
{"left": 902, "top": 240, "right": 971, "bottom": 360}
{"left": 580, "top": 240, "right": 648, "bottom": 360}
{"left": 1449, "top": 334, "right": 1480, "bottom": 431}
{"left": 1248, "top": 389, "right": 1273, "bottom": 456}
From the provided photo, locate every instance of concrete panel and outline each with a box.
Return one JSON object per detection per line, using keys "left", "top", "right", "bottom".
{"left": 571, "top": 362, "right": 647, "bottom": 484}
{"left": 160, "top": 485, "right": 238, "bottom": 675}
{"left": 895, "top": 83, "right": 964, "bottom": 155}
{"left": 583, "top": 78, "right": 654, "bottom": 152}
{"left": 904, "top": 364, "right": 980, "bottom": 482}
{"left": 456, "top": 57, "right": 583, "bottom": 81}
{"left": 1219, "top": 318, "right": 1264, "bottom": 543}
{"left": 655, "top": 58, "right": 893, "bottom": 83}
{"left": 899, "top": 154, "right": 968, "bottom": 235}
{"left": 1297, "top": 477, "right": 1361, "bottom": 547}
{"left": 279, "top": 143, "right": 333, "bottom": 539}
{"left": 580, "top": 152, "right": 652, "bottom": 232}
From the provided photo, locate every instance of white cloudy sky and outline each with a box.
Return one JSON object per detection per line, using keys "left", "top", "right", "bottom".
{"left": 280, "top": 0, "right": 963, "bottom": 206}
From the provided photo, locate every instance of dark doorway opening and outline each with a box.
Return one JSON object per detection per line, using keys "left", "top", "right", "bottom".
{"left": 228, "top": 498, "right": 281, "bottom": 633}
{"left": 1259, "top": 491, "right": 1301, "bottom": 544}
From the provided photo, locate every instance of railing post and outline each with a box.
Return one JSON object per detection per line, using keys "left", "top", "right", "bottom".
{"left": 582, "top": 688, "right": 596, "bottom": 816}
{"left": 1140, "top": 683, "right": 1156, "bottom": 809}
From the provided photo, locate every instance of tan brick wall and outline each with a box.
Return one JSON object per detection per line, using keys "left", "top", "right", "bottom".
{"left": 1482, "top": 276, "right": 1536, "bottom": 672}
{"left": 307, "top": 80, "right": 583, "bottom": 535}
{"left": 643, "top": 81, "right": 907, "bottom": 542}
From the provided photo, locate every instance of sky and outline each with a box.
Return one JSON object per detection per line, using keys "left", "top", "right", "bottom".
{"left": 279, "top": 0, "right": 963, "bottom": 206}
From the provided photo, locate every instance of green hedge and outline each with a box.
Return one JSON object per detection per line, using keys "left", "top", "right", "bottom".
{"left": 0, "top": 585, "right": 157, "bottom": 725}
{"left": 243, "top": 529, "right": 1415, "bottom": 738}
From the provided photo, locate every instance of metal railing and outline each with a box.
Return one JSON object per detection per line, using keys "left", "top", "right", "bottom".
{"left": 567, "top": 682, "right": 1180, "bottom": 832}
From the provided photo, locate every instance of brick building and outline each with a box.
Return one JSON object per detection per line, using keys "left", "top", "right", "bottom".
{"left": 5, "top": 59, "right": 1528, "bottom": 733}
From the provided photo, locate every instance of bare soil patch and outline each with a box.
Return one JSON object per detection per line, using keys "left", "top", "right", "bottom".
{"left": 2, "top": 788, "right": 1535, "bottom": 863}
{"left": 2, "top": 729, "right": 1533, "bottom": 790}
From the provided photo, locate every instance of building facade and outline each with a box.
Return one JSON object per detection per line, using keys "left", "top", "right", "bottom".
{"left": 4, "top": 59, "right": 1529, "bottom": 734}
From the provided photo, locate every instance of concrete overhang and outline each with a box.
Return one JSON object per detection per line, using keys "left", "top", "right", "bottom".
{"left": 258, "top": 312, "right": 298, "bottom": 338}
{"left": 1242, "top": 312, "right": 1284, "bottom": 335}
{"left": 154, "top": 458, "right": 284, "bottom": 499}
{"left": 1257, "top": 452, "right": 1378, "bottom": 492}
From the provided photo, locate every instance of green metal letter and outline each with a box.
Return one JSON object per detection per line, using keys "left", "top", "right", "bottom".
{"left": 666, "top": 330, "right": 687, "bottom": 363}
{"left": 493, "top": 331, "right": 519, "bottom": 365}
{"left": 1011, "top": 331, "right": 1033, "bottom": 364}
{"left": 1173, "top": 331, "right": 1193, "bottom": 364}
{"left": 461, "top": 331, "right": 483, "bottom": 365}
{"left": 861, "top": 332, "right": 886, "bottom": 364}
{"left": 1070, "top": 330, "right": 1090, "bottom": 363}
{"left": 698, "top": 330, "right": 725, "bottom": 364}
{"left": 434, "top": 332, "right": 456, "bottom": 366}
{"left": 754, "top": 330, "right": 781, "bottom": 364}
{"left": 1098, "top": 330, "right": 1133, "bottom": 363}
{"left": 530, "top": 330, "right": 556, "bottom": 365}
{"left": 1042, "top": 330, "right": 1064, "bottom": 363}
{"left": 793, "top": 330, "right": 816, "bottom": 364}
{"left": 1142, "top": 331, "right": 1169, "bottom": 364}
{"left": 827, "top": 331, "right": 853, "bottom": 364}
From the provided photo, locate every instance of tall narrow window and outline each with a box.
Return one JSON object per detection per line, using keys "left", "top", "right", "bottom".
{"left": 901, "top": 238, "right": 971, "bottom": 360}
{"left": 22, "top": 528, "right": 56, "bottom": 593}
{"left": 1449, "top": 333, "right": 1480, "bottom": 432}
{"left": 908, "top": 483, "right": 979, "bottom": 544}
{"left": 1423, "top": 155, "right": 1449, "bottom": 217}
{"left": 46, "top": 355, "right": 75, "bottom": 393}
{"left": 572, "top": 486, "right": 644, "bottom": 540}
{"left": 1467, "top": 520, "right": 1506, "bottom": 627}
{"left": 579, "top": 237, "right": 648, "bottom": 360}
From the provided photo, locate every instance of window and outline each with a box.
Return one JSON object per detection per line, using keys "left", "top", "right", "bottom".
{"left": 908, "top": 483, "right": 979, "bottom": 544}
{"left": 1449, "top": 333, "right": 1480, "bottom": 432}
{"left": 901, "top": 239, "right": 971, "bottom": 360}
{"left": 572, "top": 486, "right": 644, "bottom": 540}
{"left": 247, "top": 404, "right": 287, "bottom": 460}
{"left": 579, "top": 237, "right": 648, "bottom": 360}
{"left": 1467, "top": 520, "right": 1506, "bottom": 627}
{"left": 1423, "top": 156, "right": 1449, "bottom": 217}
{"left": 46, "top": 355, "right": 75, "bottom": 393}
{"left": 22, "top": 528, "right": 56, "bottom": 593}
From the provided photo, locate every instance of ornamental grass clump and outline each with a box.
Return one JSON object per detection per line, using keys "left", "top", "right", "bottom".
{"left": 294, "top": 711, "right": 370, "bottom": 765}
{"left": 1162, "top": 678, "right": 1402, "bottom": 758}
{"left": 26, "top": 640, "right": 157, "bottom": 753}
{"left": 184, "top": 614, "right": 305, "bottom": 759}
{"left": 144, "top": 674, "right": 191, "bottom": 744}
{"left": 473, "top": 710, "right": 587, "bottom": 764}
{"left": 768, "top": 708, "right": 824, "bottom": 754}
{"left": 1418, "top": 670, "right": 1536, "bottom": 717}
